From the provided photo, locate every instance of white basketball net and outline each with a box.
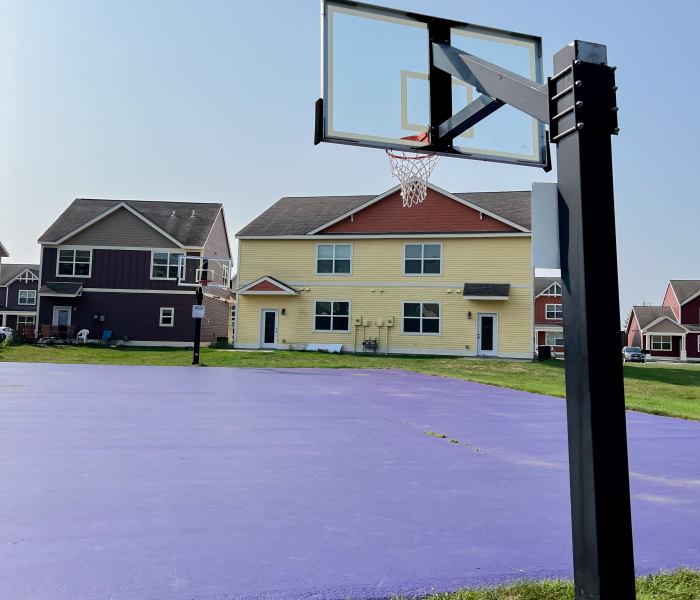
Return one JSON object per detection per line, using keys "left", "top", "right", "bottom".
{"left": 386, "top": 149, "right": 440, "bottom": 208}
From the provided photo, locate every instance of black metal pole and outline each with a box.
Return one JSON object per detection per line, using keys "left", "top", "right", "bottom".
{"left": 551, "top": 41, "right": 635, "bottom": 599}
{"left": 192, "top": 286, "right": 203, "bottom": 365}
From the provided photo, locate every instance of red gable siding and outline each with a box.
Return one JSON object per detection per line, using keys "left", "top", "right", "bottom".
{"left": 663, "top": 284, "right": 680, "bottom": 320}
{"left": 320, "top": 188, "right": 519, "bottom": 234}
{"left": 248, "top": 280, "right": 285, "bottom": 292}
{"left": 626, "top": 312, "right": 641, "bottom": 347}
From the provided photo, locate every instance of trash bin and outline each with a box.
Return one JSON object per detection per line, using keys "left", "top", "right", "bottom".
{"left": 537, "top": 345, "right": 552, "bottom": 361}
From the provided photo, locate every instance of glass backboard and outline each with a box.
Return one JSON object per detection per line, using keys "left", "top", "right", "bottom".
{"left": 320, "top": 0, "right": 546, "bottom": 166}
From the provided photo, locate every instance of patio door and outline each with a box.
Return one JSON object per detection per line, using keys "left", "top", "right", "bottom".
{"left": 260, "top": 309, "right": 278, "bottom": 349}
{"left": 477, "top": 313, "right": 498, "bottom": 356}
{"left": 52, "top": 306, "right": 72, "bottom": 327}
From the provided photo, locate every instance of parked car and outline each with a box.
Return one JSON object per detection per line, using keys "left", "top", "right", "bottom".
{"left": 0, "top": 326, "right": 14, "bottom": 342}
{"left": 622, "top": 346, "right": 645, "bottom": 363}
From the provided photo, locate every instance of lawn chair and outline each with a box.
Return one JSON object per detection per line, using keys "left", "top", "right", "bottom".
{"left": 76, "top": 329, "right": 90, "bottom": 344}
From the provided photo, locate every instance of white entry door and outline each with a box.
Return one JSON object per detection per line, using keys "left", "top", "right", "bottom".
{"left": 52, "top": 306, "right": 72, "bottom": 327}
{"left": 477, "top": 313, "right": 498, "bottom": 356}
{"left": 260, "top": 309, "right": 278, "bottom": 349}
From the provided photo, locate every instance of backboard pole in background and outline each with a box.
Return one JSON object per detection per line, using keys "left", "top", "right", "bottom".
{"left": 192, "top": 286, "right": 203, "bottom": 365}
{"left": 551, "top": 41, "right": 636, "bottom": 599}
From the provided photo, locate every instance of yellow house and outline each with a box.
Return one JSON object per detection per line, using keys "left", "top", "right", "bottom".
{"left": 234, "top": 184, "right": 533, "bottom": 358}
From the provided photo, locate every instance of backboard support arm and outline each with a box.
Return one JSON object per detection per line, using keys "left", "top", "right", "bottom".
{"left": 431, "top": 42, "right": 550, "bottom": 125}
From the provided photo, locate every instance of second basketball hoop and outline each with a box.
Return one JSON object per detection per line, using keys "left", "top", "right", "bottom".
{"left": 386, "top": 132, "right": 440, "bottom": 208}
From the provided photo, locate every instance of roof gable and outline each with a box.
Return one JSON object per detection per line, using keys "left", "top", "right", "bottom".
{"left": 645, "top": 318, "right": 687, "bottom": 334}
{"left": 39, "top": 199, "right": 224, "bottom": 248}
{"left": 314, "top": 185, "right": 526, "bottom": 235}
{"left": 238, "top": 276, "right": 298, "bottom": 295}
{"left": 632, "top": 305, "right": 678, "bottom": 330}
{"left": 534, "top": 277, "right": 562, "bottom": 297}
{"left": 0, "top": 263, "right": 40, "bottom": 287}
{"left": 236, "top": 185, "right": 531, "bottom": 238}
{"left": 670, "top": 280, "right": 700, "bottom": 305}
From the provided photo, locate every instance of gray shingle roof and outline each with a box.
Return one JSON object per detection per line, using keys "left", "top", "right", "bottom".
{"left": 670, "top": 280, "right": 700, "bottom": 304}
{"left": 463, "top": 283, "right": 510, "bottom": 298}
{"left": 236, "top": 187, "right": 531, "bottom": 237}
{"left": 632, "top": 305, "right": 678, "bottom": 330}
{"left": 454, "top": 191, "right": 531, "bottom": 230}
{"left": 39, "top": 282, "right": 83, "bottom": 296}
{"left": 534, "top": 277, "right": 561, "bottom": 296}
{"left": 0, "top": 264, "right": 39, "bottom": 287}
{"left": 38, "top": 199, "right": 223, "bottom": 247}
{"left": 237, "top": 195, "right": 373, "bottom": 237}
{"left": 0, "top": 241, "right": 8, "bottom": 258}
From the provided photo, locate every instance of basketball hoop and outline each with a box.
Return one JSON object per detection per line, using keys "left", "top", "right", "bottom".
{"left": 385, "top": 132, "right": 440, "bottom": 208}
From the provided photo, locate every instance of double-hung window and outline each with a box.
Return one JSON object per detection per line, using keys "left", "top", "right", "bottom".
{"left": 18, "top": 290, "right": 36, "bottom": 305}
{"left": 545, "top": 331, "right": 564, "bottom": 346}
{"left": 58, "top": 249, "right": 91, "bottom": 277}
{"left": 545, "top": 303, "right": 563, "bottom": 319}
{"left": 651, "top": 335, "right": 671, "bottom": 351}
{"left": 314, "top": 301, "right": 350, "bottom": 332}
{"left": 17, "top": 315, "right": 36, "bottom": 327}
{"left": 403, "top": 302, "right": 440, "bottom": 334}
{"left": 316, "top": 244, "right": 351, "bottom": 275}
{"left": 404, "top": 243, "right": 441, "bottom": 275}
{"left": 222, "top": 263, "right": 230, "bottom": 287}
{"left": 151, "top": 252, "right": 182, "bottom": 279}
{"left": 159, "top": 307, "right": 174, "bottom": 327}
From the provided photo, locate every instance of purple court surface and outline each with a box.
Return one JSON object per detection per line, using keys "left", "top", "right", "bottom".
{"left": 0, "top": 362, "right": 698, "bottom": 600}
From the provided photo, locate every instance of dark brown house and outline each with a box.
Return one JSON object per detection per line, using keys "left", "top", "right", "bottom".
{"left": 533, "top": 276, "right": 564, "bottom": 354}
{"left": 0, "top": 260, "right": 40, "bottom": 330}
{"left": 37, "top": 199, "right": 234, "bottom": 345}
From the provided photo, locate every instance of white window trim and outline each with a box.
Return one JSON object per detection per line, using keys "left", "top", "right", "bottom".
{"left": 17, "top": 315, "right": 36, "bottom": 326}
{"left": 542, "top": 282, "right": 562, "bottom": 296}
{"left": 401, "top": 300, "right": 442, "bottom": 336}
{"left": 315, "top": 243, "right": 353, "bottom": 276}
{"left": 18, "top": 289, "right": 37, "bottom": 305}
{"left": 312, "top": 299, "right": 352, "bottom": 333}
{"left": 545, "top": 331, "right": 564, "bottom": 346}
{"left": 222, "top": 263, "right": 230, "bottom": 287}
{"left": 545, "top": 303, "right": 563, "bottom": 320}
{"left": 403, "top": 242, "right": 443, "bottom": 276}
{"left": 17, "top": 270, "right": 38, "bottom": 283}
{"left": 56, "top": 247, "right": 93, "bottom": 278}
{"left": 159, "top": 307, "right": 175, "bottom": 327}
{"left": 150, "top": 251, "right": 183, "bottom": 281}
{"left": 650, "top": 335, "right": 672, "bottom": 351}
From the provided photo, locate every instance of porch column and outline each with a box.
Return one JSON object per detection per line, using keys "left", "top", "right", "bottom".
{"left": 680, "top": 335, "right": 687, "bottom": 362}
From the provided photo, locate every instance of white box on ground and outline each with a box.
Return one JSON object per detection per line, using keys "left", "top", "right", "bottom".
{"left": 192, "top": 305, "right": 205, "bottom": 319}
{"left": 532, "top": 182, "right": 560, "bottom": 270}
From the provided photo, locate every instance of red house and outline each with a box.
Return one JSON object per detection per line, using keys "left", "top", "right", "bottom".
{"left": 534, "top": 277, "right": 564, "bottom": 355}
{"left": 625, "top": 280, "right": 700, "bottom": 362}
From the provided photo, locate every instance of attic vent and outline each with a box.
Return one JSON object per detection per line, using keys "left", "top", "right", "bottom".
{"left": 191, "top": 210, "right": 196, "bottom": 217}
{"left": 171, "top": 210, "right": 176, "bottom": 216}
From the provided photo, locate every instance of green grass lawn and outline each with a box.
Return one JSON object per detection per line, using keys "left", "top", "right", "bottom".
{"left": 416, "top": 568, "right": 700, "bottom": 600}
{"left": 1, "top": 343, "right": 699, "bottom": 420}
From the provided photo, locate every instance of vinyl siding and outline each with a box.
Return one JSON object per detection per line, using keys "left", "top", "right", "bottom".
{"left": 61, "top": 207, "right": 180, "bottom": 248}
{"left": 238, "top": 237, "right": 532, "bottom": 285}
{"left": 236, "top": 237, "right": 532, "bottom": 356}
{"left": 202, "top": 295, "right": 232, "bottom": 343}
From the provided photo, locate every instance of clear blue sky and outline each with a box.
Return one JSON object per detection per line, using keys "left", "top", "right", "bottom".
{"left": 1, "top": 0, "right": 697, "bottom": 321}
